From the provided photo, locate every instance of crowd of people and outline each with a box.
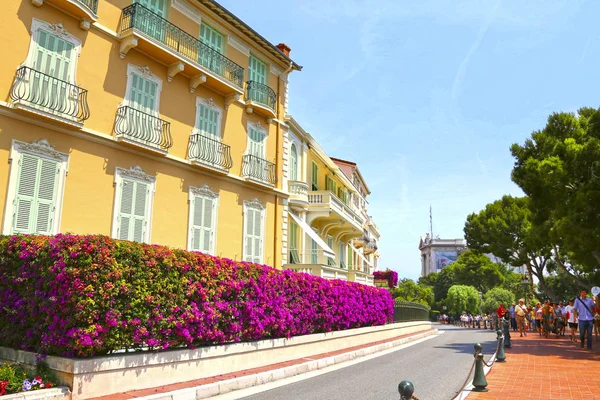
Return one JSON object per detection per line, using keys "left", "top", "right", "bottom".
{"left": 439, "top": 289, "right": 599, "bottom": 350}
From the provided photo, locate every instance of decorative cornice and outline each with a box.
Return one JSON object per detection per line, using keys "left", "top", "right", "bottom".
{"left": 270, "top": 64, "right": 283, "bottom": 76}
{"left": 199, "top": 96, "right": 218, "bottom": 110}
{"left": 244, "top": 198, "right": 266, "bottom": 210}
{"left": 118, "top": 165, "right": 155, "bottom": 182}
{"left": 15, "top": 139, "right": 68, "bottom": 161}
{"left": 47, "top": 22, "right": 70, "bottom": 39}
{"left": 190, "top": 184, "right": 218, "bottom": 198}
{"left": 227, "top": 35, "right": 250, "bottom": 56}
{"left": 249, "top": 120, "right": 266, "bottom": 133}
{"left": 171, "top": 0, "right": 202, "bottom": 24}
{"left": 136, "top": 65, "right": 153, "bottom": 79}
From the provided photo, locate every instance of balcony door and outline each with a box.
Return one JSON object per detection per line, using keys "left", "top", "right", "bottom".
{"left": 248, "top": 55, "right": 267, "bottom": 103}
{"left": 31, "top": 29, "right": 76, "bottom": 115}
{"left": 127, "top": 71, "right": 161, "bottom": 145}
{"left": 135, "top": 0, "right": 167, "bottom": 41}
{"left": 199, "top": 23, "right": 224, "bottom": 74}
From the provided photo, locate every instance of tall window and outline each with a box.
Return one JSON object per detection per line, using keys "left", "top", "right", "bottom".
{"left": 326, "top": 175, "right": 336, "bottom": 193}
{"left": 188, "top": 185, "right": 218, "bottom": 254}
{"left": 289, "top": 220, "right": 299, "bottom": 263}
{"left": 199, "top": 23, "right": 224, "bottom": 73}
{"left": 248, "top": 55, "right": 267, "bottom": 84}
{"left": 339, "top": 242, "right": 346, "bottom": 268}
{"left": 135, "top": 0, "right": 167, "bottom": 41}
{"left": 247, "top": 123, "right": 267, "bottom": 158}
{"left": 112, "top": 166, "right": 155, "bottom": 243}
{"left": 290, "top": 144, "right": 298, "bottom": 181}
{"left": 243, "top": 199, "right": 265, "bottom": 263}
{"left": 136, "top": 0, "right": 167, "bottom": 16}
{"left": 3, "top": 140, "right": 68, "bottom": 235}
{"left": 195, "top": 98, "right": 221, "bottom": 139}
{"left": 311, "top": 238, "right": 318, "bottom": 264}
{"left": 311, "top": 162, "right": 318, "bottom": 190}
{"left": 327, "top": 235, "right": 336, "bottom": 267}
{"left": 127, "top": 69, "right": 160, "bottom": 114}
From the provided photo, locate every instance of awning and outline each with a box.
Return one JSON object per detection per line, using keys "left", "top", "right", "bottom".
{"left": 289, "top": 212, "right": 335, "bottom": 259}
{"left": 350, "top": 243, "right": 373, "bottom": 268}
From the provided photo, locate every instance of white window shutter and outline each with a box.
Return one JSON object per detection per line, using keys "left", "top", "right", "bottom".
{"left": 244, "top": 208, "right": 254, "bottom": 262}
{"left": 132, "top": 181, "right": 148, "bottom": 243}
{"left": 35, "top": 158, "right": 59, "bottom": 234}
{"left": 202, "top": 197, "right": 214, "bottom": 253}
{"left": 13, "top": 155, "right": 38, "bottom": 233}
{"left": 190, "top": 196, "right": 202, "bottom": 251}
{"left": 117, "top": 179, "right": 134, "bottom": 240}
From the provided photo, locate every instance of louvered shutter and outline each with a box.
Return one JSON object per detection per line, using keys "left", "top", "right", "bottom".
{"left": 248, "top": 127, "right": 265, "bottom": 158}
{"left": 190, "top": 195, "right": 215, "bottom": 253}
{"left": 253, "top": 207, "right": 263, "bottom": 263}
{"left": 311, "top": 238, "right": 318, "bottom": 264}
{"left": 197, "top": 104, "right": 219, "bottom": 138}
{"left": 12, "top": 154, "right": 59, "bottom": 234}
{"left": 312, "top": 163, "right": 318, "bottom": 190}
{"left": 129, "top": 73, "right": 157, "bottom": 113}
{"left": 244, "top": 207, "right": 255, "bottom": 262}
{"left": 249, "top": 55, "right": 267, "bottom": 84}
{"left": 117, "top": 178, "right": 149, "bottom": 243}
{"left": 200, "top": 23, "right": 223, "bottom": 53}
{"left": 290, "top": 144, "right": 298, "bottom": 181}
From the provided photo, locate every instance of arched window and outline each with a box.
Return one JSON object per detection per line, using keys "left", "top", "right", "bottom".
{"left": 290, "top": 143, "right": 298, "bottom": 180}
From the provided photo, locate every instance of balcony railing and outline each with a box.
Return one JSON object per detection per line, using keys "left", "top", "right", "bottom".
{"left": 76, "top": 0, "right": 98, "bottom": 14}
{"left": 188, "top": 133, "right": 233, "bottom": 171}
{"left": 288, "top": 181, "right": 308, "bottom": 195}
{"left": 119, "top": 3, "right": 244, "bottom": 88}
{"left": 242, "top": 154, "right": 277, "bottom": 185}
{"left": 114, "top": 105, "right": 172, "bottom": 150}
{"left": 10, "top": 66, "right": 90, "bottom": 122}
{"left": 308, "top": 190, "right": 364, "bottom": 228}
{"left": 246, "top": 81, "right": 276, "bottom": 111}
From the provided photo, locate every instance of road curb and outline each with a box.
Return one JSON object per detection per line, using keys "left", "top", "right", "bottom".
{"left": 135, "top": 328, "right": 439, "bottom": 400}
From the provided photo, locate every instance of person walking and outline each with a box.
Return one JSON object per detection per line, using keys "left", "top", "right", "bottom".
{"left": 564, "top": 299, "right": 578, "bottom": 342}
{"left": 574, "top": 289, "right": 596, "bottom": 350}
{"left": 535, "top": 302, "right": 543, "bottom": 336}
{"left": 542, "top": 300, "right": 554, "bottom": 338}
{"left": 509, "top": 304, "right": 517, "bottom": 331}
{"left": 515, "top": 299, "right": 528, "bottom": 337}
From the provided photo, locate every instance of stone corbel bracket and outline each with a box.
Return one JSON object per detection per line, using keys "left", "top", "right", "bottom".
{"left": 119, "top": 37, "right": 138, "bottom": 59}
{"left": 189, "top": 74, "right": 207, "bottom": 93}
{"left": 167, "top": 62, "right": 184, "bottom": 82}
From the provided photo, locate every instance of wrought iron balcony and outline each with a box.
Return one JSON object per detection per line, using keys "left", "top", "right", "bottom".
{"left": 364, "top": 239, "right": 378, "bottom": 255}
{"left": 45, "top": 0, "right": 98, "bottom": 25}
{"left": 10, "top": 66, "right": 90, "bottom": 123}
{"left": 188, "top": 133, "right": 233, "bottom": 172}
{"left": 119, "top": 3, "right": 244, "bottom": 90}
{"left": 245, "top": 80, "right": 276, "bottom": 117}
{"left": 242, "top": 154, "right": 277, "bottom": 186}
{"left": 114, "top": 105, "right": 172, "bottom": 151}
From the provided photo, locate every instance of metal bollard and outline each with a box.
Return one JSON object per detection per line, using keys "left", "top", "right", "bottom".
{"left": 496, "top": 329, "right": 506, "bottom": 362}
{"left": 503, "top": 318, "right": 512, "bottom": 348}
{"left": 398, "top": 380, "right": 414, "bottom": 400}
{"left": 472, "top": 344, "right": 488, "bottom": 392}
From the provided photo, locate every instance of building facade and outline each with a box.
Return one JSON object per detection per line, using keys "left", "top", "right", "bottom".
{"left": 419, "top": 234, "right": 466, "bottom": 277}
{"left": 283, "top": 117, "right": 380, "bottom": 285}
{"left": 0, "top": 0, "right": 300, "bottom": 267}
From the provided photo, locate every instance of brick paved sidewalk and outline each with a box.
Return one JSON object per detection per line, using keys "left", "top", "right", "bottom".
{"left": 469, "top": 330, "right": 600, "bottom": 400}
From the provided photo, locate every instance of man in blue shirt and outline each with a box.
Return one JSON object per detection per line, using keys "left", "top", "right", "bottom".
{"left": 574, "top": 289, "right": 596, "bottom": 349}
{"left": 509, "top": 304, "right": 517, "bottom": 331}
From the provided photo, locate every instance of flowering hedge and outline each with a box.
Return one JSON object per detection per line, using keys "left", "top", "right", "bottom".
{"left": 373, "top": 269, "right": 399, "bottom": 288}
{"left": 0, "top": 234, "right": 394, "bottom": 358}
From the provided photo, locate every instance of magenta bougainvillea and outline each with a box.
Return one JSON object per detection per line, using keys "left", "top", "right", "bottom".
{"left": 373, "top": 269, "right": 399, "bottom": 288}
{"left": 0, "top": 234, "right": 394, "bottom": 358}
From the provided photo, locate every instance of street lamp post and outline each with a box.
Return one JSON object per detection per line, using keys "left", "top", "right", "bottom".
{"left": 521, "top": 275, "right": 529, "bottom": 304}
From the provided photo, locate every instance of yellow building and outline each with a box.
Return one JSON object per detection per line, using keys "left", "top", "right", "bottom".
{"left": 283, "top": 117, "right": 381, "bottom": 285}
{"left": 0, "top": 0, "right": 301, "bottom": 267}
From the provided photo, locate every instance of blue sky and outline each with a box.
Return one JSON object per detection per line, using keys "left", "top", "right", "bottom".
{"left": 221, "top": 0, "right": 600, "bottom": 280}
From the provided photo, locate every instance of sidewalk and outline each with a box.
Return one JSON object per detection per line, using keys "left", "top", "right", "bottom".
{"left": 469, "top": 330, "right": 600, "bottom": 399}
{"left": 90, "top": 328, "right": 437, "bottom": 400}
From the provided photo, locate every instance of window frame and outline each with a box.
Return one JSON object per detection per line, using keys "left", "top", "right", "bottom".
{"left": 289, "top": 143, "right": 298, "bottom": 181}
{"left": 111, "top": 165, "right": 156, "bottom": 243}
{"left": 187, "top": 184, "right": 219, "bottom": 255}
{"left": 245, "top": 121, "right": 268, "bottom": 159}
{"left": 3, "top": 139, "right": 69, "bottom": 235}
{"left": 199, "top": 21, "right": 225, "bottom": 54}
{"left": 193, "top": 96, "right": 223, "bottom": 139}
{"left": 124, "top": 64, "right": 163, "bottom": 116}
{"left": 24, "top": 19, "right": 82, "bottom": 85}
{"left": 311, "top": 161, "right": 319, "bottom": 190}
{"left": 242, "top": 198, "right": 266, "bottom": 264}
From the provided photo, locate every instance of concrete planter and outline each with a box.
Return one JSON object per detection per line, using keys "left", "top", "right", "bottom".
{"left": 0, "top": 321, "right": 432, "bottom": 400}
{"left": 0, "top": 388, "right": 70, "bottom": 400}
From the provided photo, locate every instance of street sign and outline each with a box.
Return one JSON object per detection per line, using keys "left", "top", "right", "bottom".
{"left": 591, "top": 286, "right": 600, "bottom": 297}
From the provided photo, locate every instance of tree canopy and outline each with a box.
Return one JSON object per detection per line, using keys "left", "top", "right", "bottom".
{"left": 392, "top": 279, "right": 433, "bottom": 307}
{"left": 446, "top": 285, "right": 480, "bottom": 315}
{"left": 450, "top": 250, "right": 505, "bottom": 293}
{"left": 511, "top": 107, "right": 600, "bottom": 282}
{"left": 481, "top": 287, "right": 515, "bottom": 314}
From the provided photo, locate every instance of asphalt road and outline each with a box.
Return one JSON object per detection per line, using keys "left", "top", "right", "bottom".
{"left": 240, "top": 324, "right": 498, "bottom": 400}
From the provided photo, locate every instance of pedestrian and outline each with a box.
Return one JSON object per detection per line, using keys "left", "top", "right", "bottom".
{"left": 509, "top": 304, "right": 517, "bottom": 331}
{"left": 559, "top": 301, "right": 567, "bottom": 336}
{"left": 515, "top": 298, "right": 528, "bottom": 337}
{"left": 573, "top": 289, "right": 596, "bottom": 350}
{"left": 535, "top": 302, "right": 543, "bottom": 336}
{"left": 529, "top": 307, "right": 536, "bottom": 332}
{"left": 553, "top": 302, "right": 563, "bottom": 338}
{"left": 542, "top": 300, "right": 554, "bottom": 338}
{"left": 564, "top": 299, "right": 578, "bottom": 342}
{"left": 595, "top": 297, "right": 600, "bottom": 342}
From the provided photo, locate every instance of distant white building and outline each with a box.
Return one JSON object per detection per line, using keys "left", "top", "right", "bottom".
{"left": 419, "top": 234, "right": 467, "bottom": 277}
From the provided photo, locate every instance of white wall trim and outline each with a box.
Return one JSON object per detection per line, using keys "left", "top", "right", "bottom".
{"left": 2, "top": 139, "right": 69, "bottom": 235}
{"left": 227, "top": 34, "right": 250, "bottom": 56}
{"left": 111, "top": 166, "right": 156, "bottom": 243}
{"left": 171, "top": 0, "right": 201, "bottom": 24}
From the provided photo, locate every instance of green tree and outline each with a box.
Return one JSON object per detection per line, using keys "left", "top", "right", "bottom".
{"left": 464, "top": 195, "right": 555, "bottom": 299}
{"left": 392, "top": 279, "right": 434, "bottom": 307}
{"left": 433, "top": 265, "right": 456, "bottom": 302}
{"left": 451, "top": 250, "right": 505, "bottom": 293}
{"left": 446, "top": 285, "right": 480, "bottom": 315}
{"left": 417, "top": 272, "right": 439, "bottom": 288}
{"left": 511, "top": 108, "right": 600, "bottom": 282}
{"left": 481, "top": 287, "right": 515, "bottom": 314}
